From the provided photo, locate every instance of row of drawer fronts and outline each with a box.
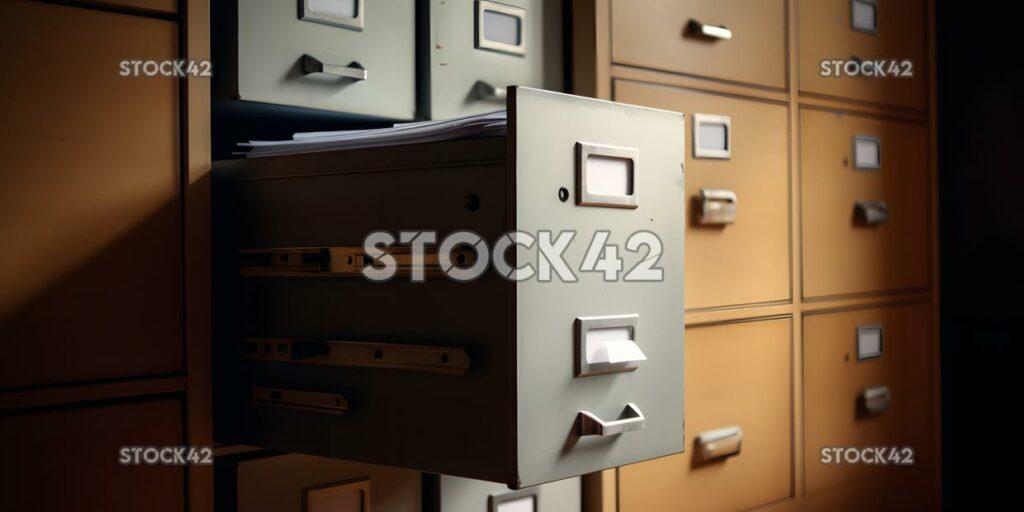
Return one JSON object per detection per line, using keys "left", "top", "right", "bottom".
{"left": 0, "top": 1, "right": 184, "bottom": 390}
{"left": 619, "top": 305, "right": 934, "bottom": 511}
{"left": 233, "top": 452, "right": 581, "bottom": 512}
{"left": 803, "top": 303, "right": 936, "bottom": 504}
{"left": 615, "top": 81, "right": 929, "bottom": 308}
{"left": 235, "top": 0, "right": 562, "bottom": 119}
{"left": 609, "top": 0, "right": 927, "bottom": 108}
{"left": 0, "top": 399, "right": 185, "bottom": 511}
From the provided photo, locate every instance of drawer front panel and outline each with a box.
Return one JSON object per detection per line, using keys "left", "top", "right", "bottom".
{"left": 513, "top": 88, "right": 685, "bottom": 486}
{"left": 238, "top": 0, "right": 416, "bottom": 119}
{"left": 799, "top": 0, "right": 928, "bottom": 109}
{"left": 611, "top": 0, "right": 787, "bottom": 89}
{"left": 803, "top": 304, "right": 936, "bottom": 508}
{"left": 800, "top": 108, "right": 929, "bottom": 298}
{"left": 428, "top": 0, "right": 563, "bottom": 119}
{"left": 615, "top": 80, "right": 790, "bottom": 310}
{"left": 0, "top": 399, "right": 185, "bottom": 511}
{"left": 619, "top": 318, "right": 793, "bottom": 512}
{"left": 439, "top": 475, "right": 581, "bottom": 512}
{"left": 0, "top": 2, "right": 183, "bottom": 389}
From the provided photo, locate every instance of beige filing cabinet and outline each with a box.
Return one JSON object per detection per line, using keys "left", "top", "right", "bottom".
{"left": 213, "top": 87, "right": 686, "bottom": 488}
{"left": 571, "top": 0, "right": 940, "bottom": 510}
{"left": 0, "top": 1, "right": 211, "bottom": 510}
{"left": 619, "top": 318, "right": 793, "bottom": 512}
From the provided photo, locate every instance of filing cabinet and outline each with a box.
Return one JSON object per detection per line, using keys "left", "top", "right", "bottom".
{"left": 610, "top": 0, "right": 787, "bottom": 89}
{"left": 0, "top": 399, "right": 185, "bottom": 511}
{"left": 214, "top": 87, "right": 685, "bottom": 488}
{"left": 423, "top": 0, "right": 564, "bottom": 119}
{"left": 803, "top": 303, "right": 935, "bottom": 509}
{"left": 799, "top": 0, "right": 928, "bottom": 109}
{"left": 225, "top": 0, "right": 416, "bottom": 119}
{"left": 800, "top": 108, "right": 929, "bottom": 298}
{"left": 615, "top": 80, "right": 790, "bottom": 310}
{"left": 235, "top": 453, "right": 421, "bottom": 512}
{"left": 0, "top": 1, "right": 183, "bottom": 389}
{"left": 619, "top": 318, "right": 792, "bottom": 512}
{"left": 433, "top": 475, "right": 581, "bottom": 512}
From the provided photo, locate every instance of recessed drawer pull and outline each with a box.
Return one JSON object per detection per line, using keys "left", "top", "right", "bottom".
{"left": 860, "top": 385, "right": 891, "bottom": 416}
{"left": 301, "top": 54, "right": 367, "bottom": 81}
{"left": 698, "top": 188, "right": 738, "bottom": 225}
{"left": 243, "top": 338, "right": 471, "bottom": 375}
{"left": 854, "top": 200, "right": 889, "bottom": 226}
{"left": 248, "top": 386, "right": 348, "bottom": 415}
{"left": 238, "top": 245, "right": 476, "bottom": 277}
{"left": 696, "top": 425, "right": 743, "bottom": 461}
{"left": 577, "top": 403, "right": 646, "bottom": 437}
{"left": 472, "top": 80, "right": 508, "bottom": 101}
{"left": 687, "top": 19, "right": 733, "bottom": 40}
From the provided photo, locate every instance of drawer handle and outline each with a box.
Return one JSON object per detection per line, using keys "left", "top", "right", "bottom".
{"left": 577, "top": 403, "right": 646, "bottom": 437}
{"left": 472, "top": 80, "right": 508, "bottom": 101}
{"left": 301, "top": 54, "right": 367, "bottom": 81}
{"left": 696, "top": 425, "right": 743, "bottom": 461}
{"left": 698, "top": 188, "right": 738, "bottom": 225}
{"left": 854, "top": 200, "right": 889, "bottom": 226}
{"left": 687, "top": 19, "right": 733, "bottom": 40}
{"left": 860, "top": 385, "right": 891, "bottom": 416}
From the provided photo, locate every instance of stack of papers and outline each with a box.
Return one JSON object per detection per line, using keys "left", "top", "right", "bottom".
{"left": 238, "top": 110, "right": 507, "bottom": 158}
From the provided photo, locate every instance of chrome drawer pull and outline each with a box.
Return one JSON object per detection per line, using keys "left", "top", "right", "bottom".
{"left": 687, "top": 19, "right": 733, "bottom": 40}
{"left": 696, "top": 425, "right": 743, "bottom": 461}
{"left": 854, "top": 200, "right": 889, "bottom": 226}
{"left": 301, "top": 54, "right": 367, "bottom": 81}
{"left": 698, "top": 188, "right": 738, "bottom": 225}
{"left": 860, "top": 385, "right": 891, "bottom": 416}
{"left": 577, "top": 403, "right": 646, "bottom": 437}
{"left": 472, "top": 80, "right": 507, "bottom": 101}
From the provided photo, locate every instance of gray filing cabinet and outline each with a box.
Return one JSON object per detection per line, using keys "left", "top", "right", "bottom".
{"left": 213, "top": 88, "right": 684, "bottom": 488}
{"left": 228, "top": 0, "right": 416, "bottom": 119}
{"left": 431, "top": 475, "right": 581, "bottom": 512}
{"left": 423, "top": 0, "right": 564, "bottom": 119}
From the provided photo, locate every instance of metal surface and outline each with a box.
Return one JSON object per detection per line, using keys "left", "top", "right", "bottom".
{"left": 299, "top": 0, "right": 365, "bottom": 31}
{"left": 488, "top": 486, "right": 538, "bottom": 512}
{"left": 687, "top": 19, "right": 733, "bottom": 40}
{"left": 236, "top": 0, "right": 414, "bottom": 118}
{"left": 574, "top": 142, "right": 640, "bottom": 209}
{"left": 859, "top": 385, "right": 891, "bottom": 416}
{"left": 437, "top": 475, "right": 580, "bottom": 512}
{"left": 698, "top": 188, "right": 738, "bottom": 225}
{"left": 248, "top": 387, "right": 349, "bottom": 415}
{"left": 693, "top": 113, "right": 732, "bottom": 159}
{"left": 853, "top": 134, "right": 881, "bottom": 170}
{"left": 850, "top": 0, "right": 879, "bottom": 34}
{"left": 242, "top": 338, "right": 471, "bottom": 374}
{"left": 426, "top": 0, "right": 562, "bottom": 118}
{"left": 475, "top": 0, "right": 527, "bottom": 56}
{"left": 856, "top": 325, "right": 884, "bottom": 360}
{"left": 473, "top": 80, "right": 509, "bottom": 101}
{"left": 238, "top": 245, "right": 476, "bottom": 277}
{"left": 301, "top": 54, "right": 367, "bottom": 80}
{"left": 854, "top": 200, "right": 889, "bottom": 225}
{"left": 574, "top": 314, "right": 643, "bottom": 377}
{"left": 696, "top": 425, "right": 744, "bottom": 461}
{"left": 577, "top": 403, "right": 646, "bottom": 437}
